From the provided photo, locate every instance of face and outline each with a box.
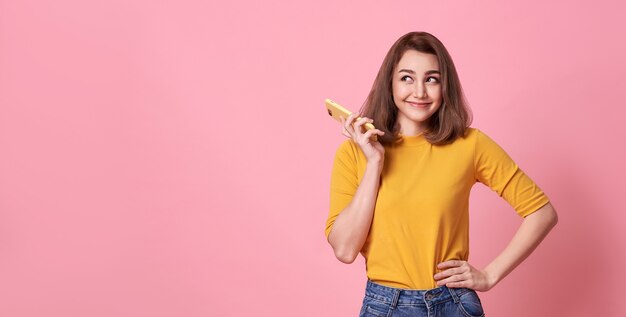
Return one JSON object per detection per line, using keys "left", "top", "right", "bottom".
{"left": 392, "top": 49, "right": 442, "bottom": 135}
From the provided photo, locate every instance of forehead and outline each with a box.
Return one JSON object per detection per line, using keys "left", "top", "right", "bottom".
{"left": 395, "top": 50, "right": 440, "bottom": 72}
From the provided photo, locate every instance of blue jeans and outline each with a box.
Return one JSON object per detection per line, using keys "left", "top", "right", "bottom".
{"left": 359, "top": 280, "right": 485, "bottom": 317}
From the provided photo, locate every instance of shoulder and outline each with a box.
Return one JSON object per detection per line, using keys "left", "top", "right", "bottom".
{"left": 439, "top": 127, "right": 480, "bottom": 148}
{"left": 335, "top": 139, "right": 356, "bottom": 155}
{"left": 447, "top": 127, "right": 505, "bottom": 156}
{"left": 470, "top": 127, "right": 515, "bottom": 163}
{"left": 463, "top": 127, "right": 497, "bottom": 146}
{"left": 333, "top": 139, "right": 359, "bottom": 162}
{"left": 464, "top": 127, "right": 486, "bottom": 140}
{"left": 469, "top": 127, "right": 507, "bottom": 149}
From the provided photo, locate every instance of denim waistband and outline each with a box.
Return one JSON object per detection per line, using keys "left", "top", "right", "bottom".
{"left": 365, "top": 280, "right": 474, "bottom": 308}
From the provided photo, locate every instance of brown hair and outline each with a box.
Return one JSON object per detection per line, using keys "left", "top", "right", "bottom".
{"left": 360, "top": 31, "right": 472, "bottom": 145}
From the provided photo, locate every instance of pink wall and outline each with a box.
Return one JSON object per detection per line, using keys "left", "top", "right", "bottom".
{"left": 1, "top": 0, "right": 624, "bottom": 316}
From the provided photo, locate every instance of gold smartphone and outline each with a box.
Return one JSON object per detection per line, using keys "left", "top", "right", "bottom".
{"left": 325, "top": 99, "right": 378, "bottom": 141}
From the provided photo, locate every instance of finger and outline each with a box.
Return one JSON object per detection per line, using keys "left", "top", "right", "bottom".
{"left": 354, "top": 116, "right": 372, "bottom": 127}
{"left": 343, "top": 115, "right": 356, "bottom": 134}
{"left": 444, "top": 281, "right": 468, "bottom": 289}
{"left": 339, "top": 118, "right": 348, "bottom": 138}
{"left": 340, "top": 117, "right": 350, "bottom": 134}
{"left": 434, "top": 267, "right": 460, "bottom": 280}
{"left": 353, "top": 117, "right": 372, "bottom": 135}
{"left": 362, "top": 129, "right": 384, "bottom": 142}
{"left": 345, "top": 113, "right": 357, "bottom": 126}
{"left": 436, "top": 274, "right": 464, "bottom": 287}
{"left": 354, "top": 116, "right": 370, "bottom": 124}
{"left": 437, "top": 260, "right": 463, "bottom": 269}
{"left": 437, "top": 276, "right": 463, "bottom": 286}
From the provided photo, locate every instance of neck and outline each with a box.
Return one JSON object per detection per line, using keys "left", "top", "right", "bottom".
{"left": 398, "top": 125, "right": 426, "bottom": 136}
{"left": 396, "top": 117, "right": 427, "bottom": 136}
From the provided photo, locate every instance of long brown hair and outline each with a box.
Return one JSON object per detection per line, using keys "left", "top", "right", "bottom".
{"left": 360, "top": 32, "right": 472, "bottom": 145}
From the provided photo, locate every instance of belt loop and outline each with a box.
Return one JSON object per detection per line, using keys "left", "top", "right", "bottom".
{"left": 390, "top": 288, "right": 400, "bottom": 310}
{"left": 447, "top": 286, "right": 460, "bottom": 304}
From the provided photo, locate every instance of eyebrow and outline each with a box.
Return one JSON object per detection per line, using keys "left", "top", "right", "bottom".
{"left": 398, "top": 69, "right": 441, "bottom": 75}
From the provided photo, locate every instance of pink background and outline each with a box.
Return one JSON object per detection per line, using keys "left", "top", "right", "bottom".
{"left": 1, "top": 0, "right": 625, "bottom": 316}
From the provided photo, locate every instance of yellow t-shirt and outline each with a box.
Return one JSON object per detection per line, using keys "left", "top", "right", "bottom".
{"left": 325, "top": 127, "right": 550, "bottom": 289}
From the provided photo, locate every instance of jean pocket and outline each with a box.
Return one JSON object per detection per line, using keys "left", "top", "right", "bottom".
{"left": 360, "top": 298, "right": 390, "bottom": 317}
{"left": 456, "top": 289, "right": 485, "bottom": 317}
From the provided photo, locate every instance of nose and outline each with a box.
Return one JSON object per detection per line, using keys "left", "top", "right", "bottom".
{"left": 413, "top": 82, "right": 427, "bottom": 98}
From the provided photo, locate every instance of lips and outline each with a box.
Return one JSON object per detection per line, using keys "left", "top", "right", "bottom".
{"left": 407, "top": 101, "right": 431, "bottom": 108}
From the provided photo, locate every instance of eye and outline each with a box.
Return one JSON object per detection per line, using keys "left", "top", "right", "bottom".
{"left": 426, "top": 76, "right": 440, "bottom": 83}
{"left": 401, "top": 75, "right": 414, "bottom": 83}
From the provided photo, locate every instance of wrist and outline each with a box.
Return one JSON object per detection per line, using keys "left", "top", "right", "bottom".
{"left": 483, "top": 267, "right": 501, "bottom": 289}
{"left": 366, "top": 160, "right": 384, "bottom": 171}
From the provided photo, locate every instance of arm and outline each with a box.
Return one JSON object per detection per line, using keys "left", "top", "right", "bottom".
{"left": 482, "top": 202, "right": 558, "bottom": 287}
{"left": 435, "top": 202, "right": 558, "bottom": 291}
{"left": 327, "top": 160, "right": 383, "bottom": 264}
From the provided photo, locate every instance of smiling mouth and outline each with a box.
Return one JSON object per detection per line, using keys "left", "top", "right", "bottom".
{"left": 407, "top": 102, "right": 431, "bottom": 108}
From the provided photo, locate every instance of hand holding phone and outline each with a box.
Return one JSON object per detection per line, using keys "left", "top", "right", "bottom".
{"left": 325, "top": 99, "right": 386, "bottom": 164}
{"left": 325, "top": 99, "right": 378, "bottom": 141}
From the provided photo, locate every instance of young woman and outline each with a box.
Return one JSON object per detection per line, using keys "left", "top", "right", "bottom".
{"left": 325, "top": 32, "right": 558, "bottom": 317}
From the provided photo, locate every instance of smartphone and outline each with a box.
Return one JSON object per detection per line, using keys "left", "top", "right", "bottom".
{"left": 325, "top": 99, "right": 378, "bottom": 141}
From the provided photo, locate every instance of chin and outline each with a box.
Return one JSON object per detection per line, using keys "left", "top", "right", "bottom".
{"left": 409, "top": 114, "right": 435, "bottom": 123}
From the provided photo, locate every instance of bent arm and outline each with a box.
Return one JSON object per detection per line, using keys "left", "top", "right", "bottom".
{"left": 483, "top": 202, "right": 559, "bottom": 287}
{"left": 327, "top": 161, "right": 383, "bottom": 264}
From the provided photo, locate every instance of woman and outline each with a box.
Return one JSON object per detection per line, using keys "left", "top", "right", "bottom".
{"left": 325, "top": 32, "right": 558, "bottom": 317}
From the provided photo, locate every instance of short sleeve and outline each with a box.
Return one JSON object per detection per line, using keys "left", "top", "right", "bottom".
{"left": 325, "top": 140, "right": 359, "bottom": 240}
{"left": 473, "top": 129, "right": 550, "bottom": 218}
